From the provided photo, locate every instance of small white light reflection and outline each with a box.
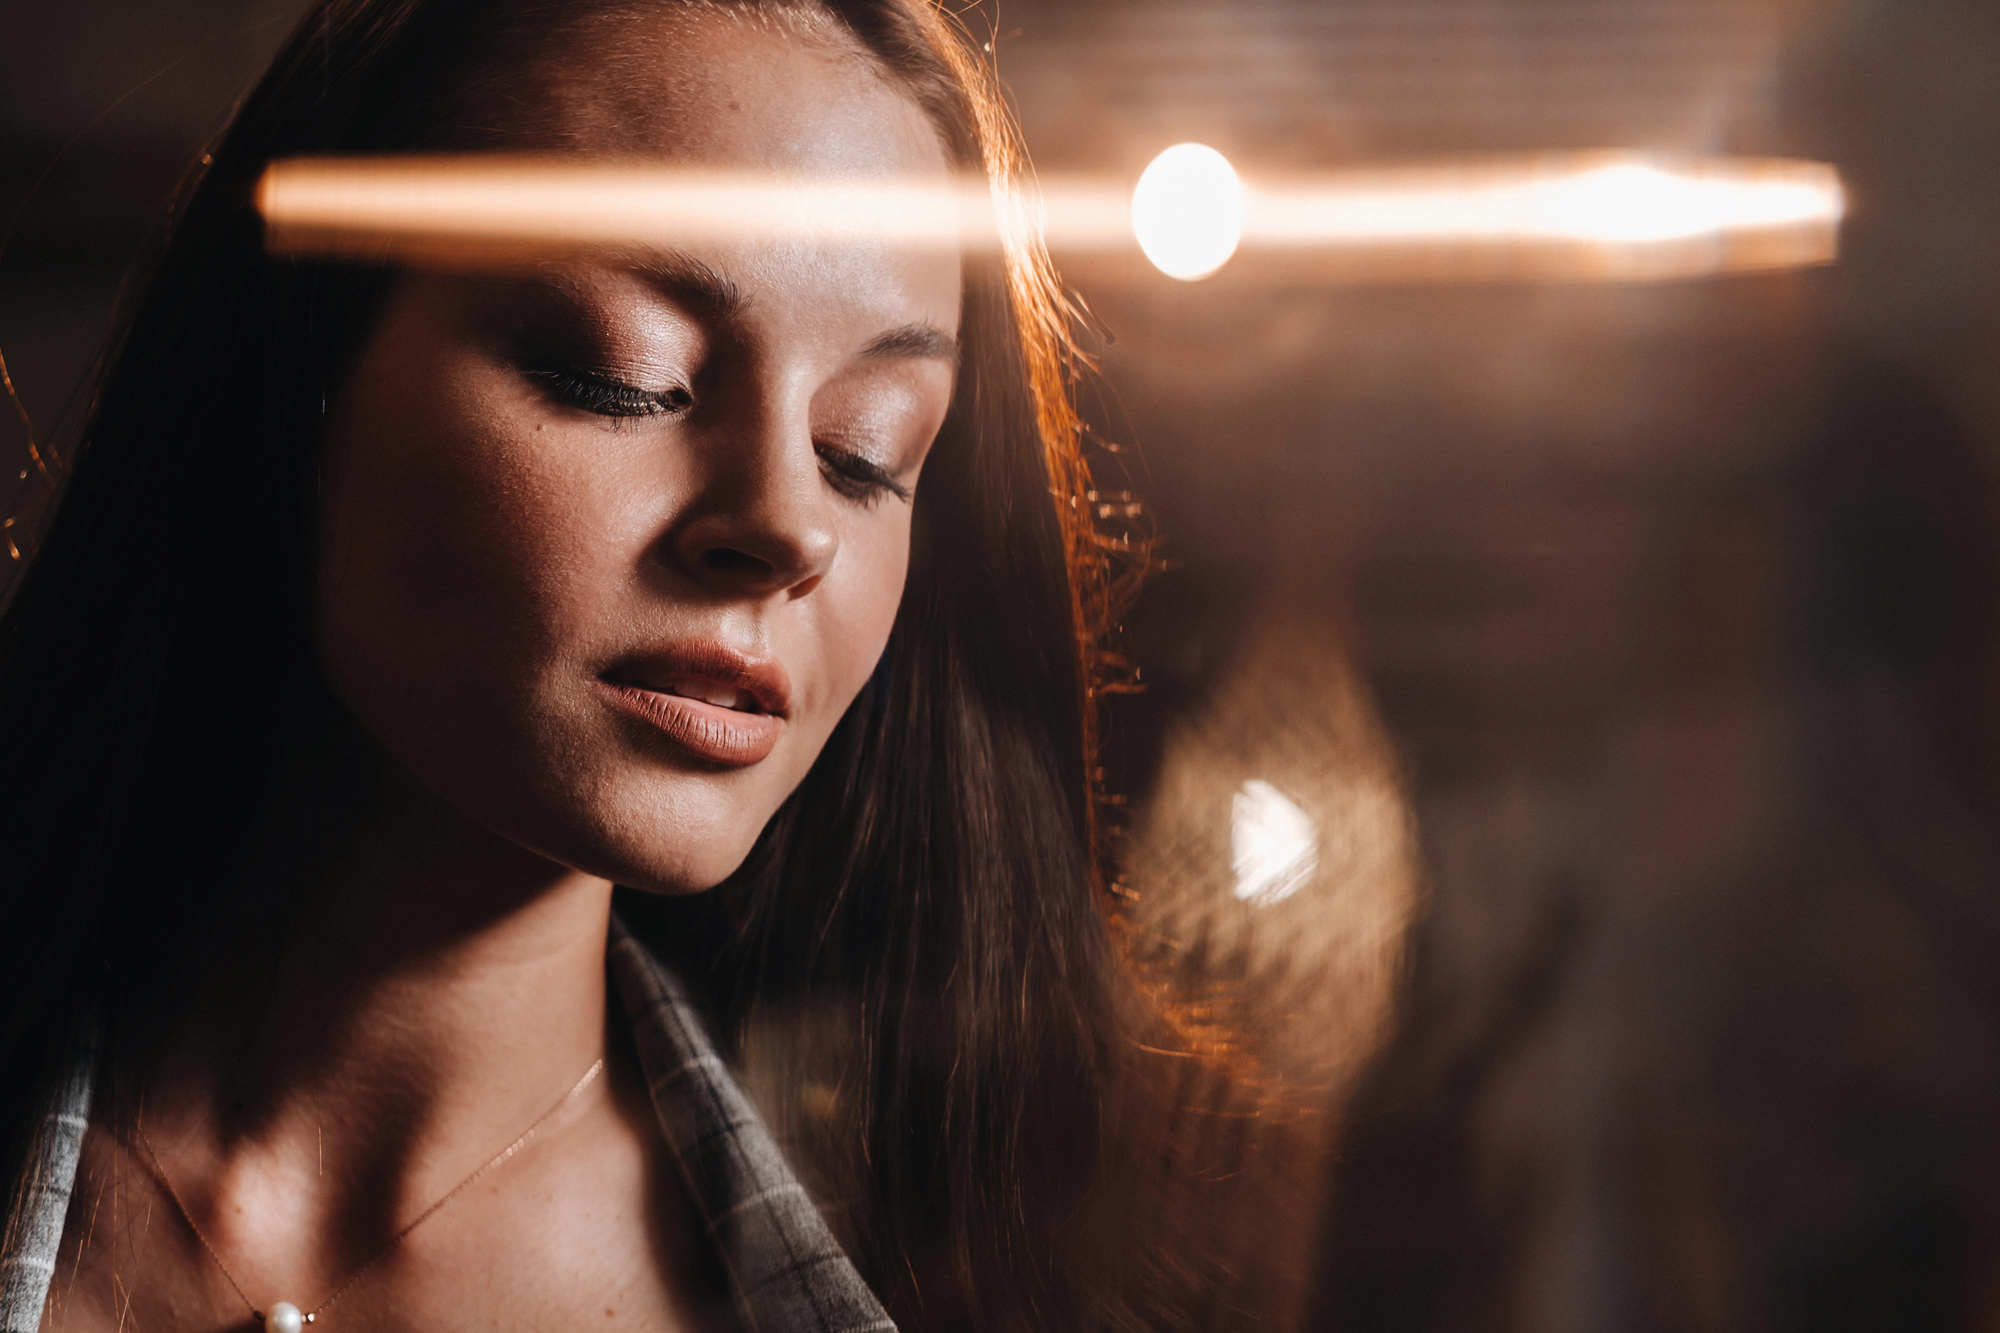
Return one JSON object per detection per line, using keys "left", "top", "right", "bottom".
{"left": 1528, "top": 162, "right": 1836, "bottom": 244}
{"left": 1131, "top": 143, "right": 1245, "bottom": 281}
{"left": 1231, "top": 779, "right": 1319, "bottom": 908}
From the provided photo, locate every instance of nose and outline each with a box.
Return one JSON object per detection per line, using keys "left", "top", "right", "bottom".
{"left": 663, "top": 404, "right": 839, "bottom": 600}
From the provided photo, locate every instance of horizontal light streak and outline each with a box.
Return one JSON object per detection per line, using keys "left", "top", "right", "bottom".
{"left": 257, "top": 151, "right": 1844, "bottom": 282}
{"left": 256, "top": 156, "right": 1015, "bottom": 262}
{"left": 1244, "top": 158, "right": 1840, "bottom": 245}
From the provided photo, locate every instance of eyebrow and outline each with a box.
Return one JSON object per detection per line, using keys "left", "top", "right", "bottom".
{"left": 863, "top": 322, "right": 960, "bottom": 363}
{"left": 625, "top": 248, "right": 747, "bottom": 321}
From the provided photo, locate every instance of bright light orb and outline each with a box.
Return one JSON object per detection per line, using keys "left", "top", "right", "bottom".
{"left": 1132, "top": 143, "right": 1244, "bottom": 281}
{"left": 1231, "top": 779, "right": 1318, "bottom": 908}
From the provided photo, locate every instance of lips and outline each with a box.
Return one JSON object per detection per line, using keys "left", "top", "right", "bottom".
{"left": 597, "top": 642, "right": 791, "bottom": 767}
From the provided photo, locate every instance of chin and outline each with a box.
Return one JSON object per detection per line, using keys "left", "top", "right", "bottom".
{"left": 525, "top": 774, "right": 784, "bottom": 896}
{"left": 597, "top": 840, "right": 762, "bottom": 896}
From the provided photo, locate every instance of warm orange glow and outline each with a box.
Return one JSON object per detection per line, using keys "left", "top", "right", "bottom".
{"left": 258, "top": 151, "right": 1845, "bottom": 282}
{"left": 255, "top": 156, "right": 1009, "bottom": 263}
{"left": 1234, "top": 153, "right": 1846, "bottom": 281}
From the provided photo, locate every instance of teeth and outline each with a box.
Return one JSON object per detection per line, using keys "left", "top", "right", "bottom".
{"left": 664, "top": 676, "right": 751, "bottom": 712}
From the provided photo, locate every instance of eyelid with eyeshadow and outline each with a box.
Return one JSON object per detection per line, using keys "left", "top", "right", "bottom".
{"left": 527, "top": 366, "right": 693, "bottom": 418}
{"left": 814, "top": 441, "right": 912, "bottom": 505}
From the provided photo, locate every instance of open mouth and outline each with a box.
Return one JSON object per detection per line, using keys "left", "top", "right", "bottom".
{"left": 597, "top": 678, "right": 784, "bottom": 767}
{"left": 595, "top": 646, "right": 791, "bottom": 767}
{"left": 644, "top": 675, "right": 768, "bottom": 715}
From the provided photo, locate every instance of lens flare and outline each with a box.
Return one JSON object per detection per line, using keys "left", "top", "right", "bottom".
{"left": 1238, "top": 154, "right": 1845, "bottom": 280}
{"left": 256, "top": 152, "right": 1843, "bottom": 284}
{"left": 1130, "top": 144, "right": 1246, "bottom": 281}
{"left": 254, "top": 156, "right": 1010, "bottom": 264}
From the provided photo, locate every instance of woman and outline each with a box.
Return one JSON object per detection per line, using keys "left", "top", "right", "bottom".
{"left": 0, "top": 1, "right": 1132, "bottom": 1329}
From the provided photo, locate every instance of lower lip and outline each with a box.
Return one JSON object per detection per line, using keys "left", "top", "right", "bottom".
{"left": 596, "top": 680, "right": 784, "bottom": 767}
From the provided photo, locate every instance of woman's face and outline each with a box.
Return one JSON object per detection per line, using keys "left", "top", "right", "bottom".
{"left": 317, "top": 13, "right": 960, "bottom": 892}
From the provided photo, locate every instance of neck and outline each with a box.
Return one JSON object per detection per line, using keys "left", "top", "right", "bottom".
{"left": 121, "top": 706, "right": 617, "bottom": 1249}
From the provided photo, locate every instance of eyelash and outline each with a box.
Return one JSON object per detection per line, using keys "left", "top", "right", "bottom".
{"left": 815, "top": 444, "right": 912, "bottom": 506}
{"left": 530, "top": 368, "right": 912, "bottom": 505}
{"left": 529, "top": 367, "right": 693, "bottom": 418}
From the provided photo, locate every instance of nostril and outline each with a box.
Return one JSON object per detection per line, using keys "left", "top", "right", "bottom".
{"left": 701, "top": 547, "right": 765, "bottom": 574}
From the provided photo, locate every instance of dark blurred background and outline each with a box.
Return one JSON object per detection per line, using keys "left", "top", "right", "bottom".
{"left": 8, "top": 1, "right": 2000, "bottom": 1328}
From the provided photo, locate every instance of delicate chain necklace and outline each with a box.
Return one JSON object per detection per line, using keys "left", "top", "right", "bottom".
{"left": 134, "top": 1057, "right": 605, "bottom": 1333}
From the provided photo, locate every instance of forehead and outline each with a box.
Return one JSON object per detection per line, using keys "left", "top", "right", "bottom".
{"left": 481, "top": 8, "right": 962, "bottom": 338}
{"left": 501, "top": 8, "right": 952, "bottom": 181}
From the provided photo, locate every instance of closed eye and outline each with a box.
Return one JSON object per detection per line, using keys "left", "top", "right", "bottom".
{"left": 815, "top": 443, "right": 911, "bottom": 505}
{"left": 529, "top": 368, "right": 693, "bottom": 419}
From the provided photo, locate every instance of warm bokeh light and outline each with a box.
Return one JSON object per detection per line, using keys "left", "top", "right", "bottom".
{"left": 1231, "top": 779, "right": 1319, "bottom": 908}
{"left": 1130, "top": 143, "right": 1246, "bottom": 281}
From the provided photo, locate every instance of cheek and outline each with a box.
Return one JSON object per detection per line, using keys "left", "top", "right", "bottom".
{"left": 811, "top": 514, "right": 912, "bottom": 716}
{"left": 317, "top": 316, "right": 638, "bottom": 742}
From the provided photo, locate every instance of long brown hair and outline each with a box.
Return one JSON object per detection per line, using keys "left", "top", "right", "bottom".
{"left": 0, "top": 2, "right": 1129, "bottom": 1328}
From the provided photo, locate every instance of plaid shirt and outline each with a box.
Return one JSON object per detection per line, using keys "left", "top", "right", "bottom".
{"left": 0, "top": 918, "right": 896, "bottom": 1333}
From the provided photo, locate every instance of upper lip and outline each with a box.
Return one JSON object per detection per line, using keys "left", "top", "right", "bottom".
{"left": 600, "top": 640, "right": 793, "bottom": 719}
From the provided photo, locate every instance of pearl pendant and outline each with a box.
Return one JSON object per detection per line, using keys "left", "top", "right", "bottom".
{"left": 266, "top": 1302, "right": 305, "bottom": 1333}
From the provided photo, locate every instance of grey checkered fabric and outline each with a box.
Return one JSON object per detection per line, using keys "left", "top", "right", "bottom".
{"left": 607, "top": 918, "right": 896, "bottom": 1333}
{"left": 0, "top": 1014, "right": 96, "bottom": 1333}
{"left": 0, "top": 930, "right": 894, "bottom": 1333}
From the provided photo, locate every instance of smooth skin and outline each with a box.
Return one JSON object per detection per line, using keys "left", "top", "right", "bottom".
{"left": 43, "top": 12, "right": 960, "bottom": 1333}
